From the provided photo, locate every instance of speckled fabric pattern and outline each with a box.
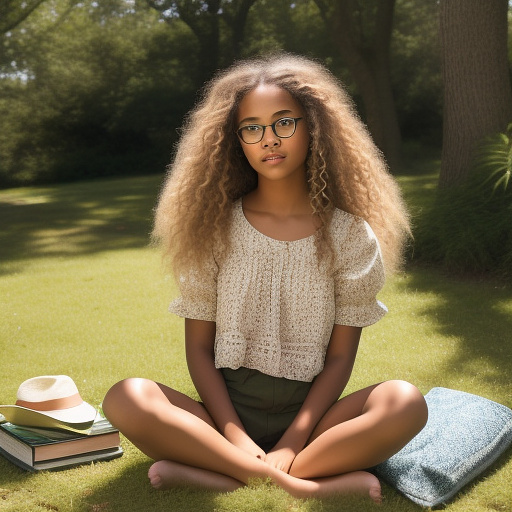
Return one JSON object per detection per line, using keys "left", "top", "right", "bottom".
{"left": 372, "top": 387, "right": 512, "bottom": 507}
{"left": 170, "top": 200, "right": 387, "bottom": 382}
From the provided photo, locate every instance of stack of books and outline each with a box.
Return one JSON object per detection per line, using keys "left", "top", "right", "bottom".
{"left": 0, "top": 414, "right": 123, "bottom": 472}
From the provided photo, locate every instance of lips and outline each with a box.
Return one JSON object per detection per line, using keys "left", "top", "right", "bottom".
{"left": 262, "top": 153, "right": 285, "bottom": 162}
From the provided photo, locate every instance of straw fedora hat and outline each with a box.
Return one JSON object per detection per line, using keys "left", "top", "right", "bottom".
{"left": 0, "top": 375, "right": 97, "bottom": 429}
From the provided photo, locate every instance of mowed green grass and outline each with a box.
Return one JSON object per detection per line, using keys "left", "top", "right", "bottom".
{"left": 0, "top": 171, "right": 511, "bottom": 512}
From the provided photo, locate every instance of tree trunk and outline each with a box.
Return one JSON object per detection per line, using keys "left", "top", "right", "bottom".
{"left": 177, "top": 0, "right": 221, "bottom": 87}
{"left": 147, "top": 0, "right": 256, "bottom": 87}
{"left": 0, "top": 0, "right": 46, "bottom": 34}
{"left": 315, "top": 0, "right": 402, "bottom": 169}
{"left": 439, "top": 0, "right": 512, "bottom": 187}
{"left": 224, "top": 0, "right": 257, "bottom": 61}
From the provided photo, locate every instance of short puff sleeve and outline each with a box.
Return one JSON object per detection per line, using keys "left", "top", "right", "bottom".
{"left": 333, "top": 215, "right": 387, "bottom": 326}
{"left": 169, "top": 256, "right": 218, "bottom": 322}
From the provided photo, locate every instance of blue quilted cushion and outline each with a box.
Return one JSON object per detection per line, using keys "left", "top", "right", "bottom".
{"left": 372, "top": 387, "right": 512, "bottom": 507}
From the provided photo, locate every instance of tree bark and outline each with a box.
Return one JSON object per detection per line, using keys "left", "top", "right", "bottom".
{"left": 146, "top": 0, "right": 256, "bottom": 87}
{"left": 223, "top": 0, "right": 257, "bottom": 61}
{"left": 315, "top": 0, "right": 402, "bottom": 169}
{"left": 439, "top": 0, "right": 512, "bottom": 187}
{"left": 176, "top": 0, "right": 221, "bottom": 86}
{"left": 0, "top": 0, "right": 46, "bottom": 34}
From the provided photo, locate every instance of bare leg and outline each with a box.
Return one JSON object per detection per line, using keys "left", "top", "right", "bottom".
{"left": 103, "top": 378, "right": 260, "bottom": 478}
{"left": 290, "top": 380, "right": 428, "bottom": 479}
{"left": 102, "top": 378, "right": 382, "bottom": 501}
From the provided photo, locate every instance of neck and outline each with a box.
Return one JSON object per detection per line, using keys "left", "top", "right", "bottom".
{"left": 249, "top": 175, "right": 311, "bottom": 215}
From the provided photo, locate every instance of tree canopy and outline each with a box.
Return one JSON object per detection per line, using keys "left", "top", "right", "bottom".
{"left": 0, "top": 0, "right": 507, "bottom": 189}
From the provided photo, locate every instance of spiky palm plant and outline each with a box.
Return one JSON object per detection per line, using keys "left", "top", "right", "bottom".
{"left": 472, "top": 123, "right": 512, "bottom": 193}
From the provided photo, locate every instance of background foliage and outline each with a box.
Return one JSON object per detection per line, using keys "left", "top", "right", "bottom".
{"left": 0, "top": 0, "right": 442, "bottom": 187}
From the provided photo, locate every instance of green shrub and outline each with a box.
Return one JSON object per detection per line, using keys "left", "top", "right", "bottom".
{"left": 411, "top": 125, "right": 512, "bottom": 279}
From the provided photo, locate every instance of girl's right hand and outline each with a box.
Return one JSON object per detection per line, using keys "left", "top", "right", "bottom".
{"left": 229, "top": 433, "right": 267, "bottom": 460}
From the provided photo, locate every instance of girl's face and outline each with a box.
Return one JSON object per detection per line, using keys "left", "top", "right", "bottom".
{"left": 236, "top": 84, "right": 310, "bottom": 184}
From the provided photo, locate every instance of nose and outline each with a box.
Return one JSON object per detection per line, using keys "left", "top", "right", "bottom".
{"left": 262, "top": 138, "right": 280, "bottom": 148}
{"left": 261, "top": 129, "right": 281, "bottom": 148}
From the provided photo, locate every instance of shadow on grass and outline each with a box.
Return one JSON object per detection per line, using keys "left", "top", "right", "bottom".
{"left": 0, "top": 174, "right": 164, "bottom": 276}
{"left": 0, "top": 457, "right": 38, "bottom": 487}
{"left": 400, "top": 265, "right": 512, "bottom": 405}
{"left": 0, "top": 456, "right": 219, "bottom": 512}
{"left": 395, "top": 156, "right": 512, "bottom": 402}
{"left": 456, "top": 443, "right": 512, "bottom": 499}
{"left": 88, "top": 460, "right": 422, "bottom": 512}
{"left": 84, "top": 459, "right": 221, "bottom": 512}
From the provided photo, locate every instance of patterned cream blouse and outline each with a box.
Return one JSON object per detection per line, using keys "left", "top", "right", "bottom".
{"left": 170, "top": 200, "right": 387, "bottom": 382}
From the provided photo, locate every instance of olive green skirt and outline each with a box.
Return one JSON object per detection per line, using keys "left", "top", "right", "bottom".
{"left": 220, "top": 367, "right": 312, "bottom": 452}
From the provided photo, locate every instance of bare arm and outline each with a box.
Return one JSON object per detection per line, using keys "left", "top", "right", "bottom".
{"left": 185, "top": 318, "right": 266, "bottom": 458}
{"left": 265, "top": 324, "right": 361, "bottom": 471}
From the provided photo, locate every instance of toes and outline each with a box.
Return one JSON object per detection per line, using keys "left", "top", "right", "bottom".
{"left": 369, "top": 482, "right": 383, "bottom": 504}
{"left": 148, "top": 462, "right": 164, "bottom": 489}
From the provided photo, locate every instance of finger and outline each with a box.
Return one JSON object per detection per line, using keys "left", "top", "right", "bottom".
{"left": 271, "top": 460, "right": 284, "bottom": 471}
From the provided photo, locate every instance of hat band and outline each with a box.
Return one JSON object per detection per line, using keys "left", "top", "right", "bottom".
{"left": 15, "top": 393, "right": 83, "bottom": 411}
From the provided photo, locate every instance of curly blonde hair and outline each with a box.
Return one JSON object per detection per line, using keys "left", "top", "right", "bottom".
{"left": 153, "top": 53, "right": 410, "bottom": 277}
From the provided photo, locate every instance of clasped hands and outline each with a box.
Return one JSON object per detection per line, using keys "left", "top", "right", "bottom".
{"left": 232, "top": 434, "right": 300, "bottom": 474}
{"left": 263, "top": 445, "right": 298, "bottom": 474}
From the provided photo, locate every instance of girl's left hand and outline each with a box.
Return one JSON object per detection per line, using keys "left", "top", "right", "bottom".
{"left": 264, "top": 446, "right": 297, "bottom": 474}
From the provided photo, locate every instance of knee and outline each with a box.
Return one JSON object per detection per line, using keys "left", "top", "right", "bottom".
{"left": 384, "top": 380, "right": 428, "bottom": 430}
{"left": 102, "top": 378, "right": 151, "bottom": 426}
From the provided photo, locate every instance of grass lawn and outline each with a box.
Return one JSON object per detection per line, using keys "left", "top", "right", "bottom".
{"left": 0, "top": 166, "right": 511, "bottom": 512}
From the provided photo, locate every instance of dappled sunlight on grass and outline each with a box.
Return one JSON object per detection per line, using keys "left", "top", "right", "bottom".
{"left": 394, "top": 152, "right": 440, "bottom": 223}
{"left": 392, "top": 267, "right": 512, "bottom": 406}
{"left": 30, "top": 226, "right": 98, "bottom": 254}
{"left": 0, "top": 193, "right": 54, "bottom": 206}
{"left": 0, "top": 174, "right": 163, "bottom": 275}
{"left": 396, "top": 172, "right": 439, "bottom": 220}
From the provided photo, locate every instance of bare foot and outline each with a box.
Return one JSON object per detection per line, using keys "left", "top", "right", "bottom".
{"left": 272, "top": 469, "right": 382, "bottom": 504}
{"left": 148, "top": 460, "right": 243, "bottom": 492}
{"left": 316, "top": 471, "right": 382, "bottom": 504}
{"left": 149, "top": 461, "right": 381, "bottom": 504}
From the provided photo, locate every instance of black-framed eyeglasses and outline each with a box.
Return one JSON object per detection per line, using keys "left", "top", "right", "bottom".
{"left": 237, "top": 117, "right": 303, "bottom": 144}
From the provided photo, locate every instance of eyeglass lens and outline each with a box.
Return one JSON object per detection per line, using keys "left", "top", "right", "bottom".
{"left": 238, "top": 118, "right": 299, "bottom": 144}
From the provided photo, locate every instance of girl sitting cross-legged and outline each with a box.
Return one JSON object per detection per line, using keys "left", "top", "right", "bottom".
{"left": 102, "top": 53, "right": 428, "bottom": 504}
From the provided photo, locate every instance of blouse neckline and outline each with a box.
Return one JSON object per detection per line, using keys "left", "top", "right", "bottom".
{"left": 236, "top": 199, "right": 316, "bottom": 245}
